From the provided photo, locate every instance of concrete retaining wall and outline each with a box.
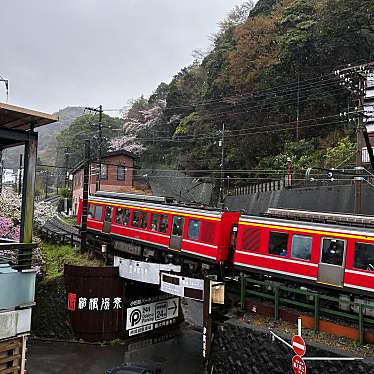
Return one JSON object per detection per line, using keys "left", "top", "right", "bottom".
{"left": 225, "top": 184, "right": 374, "bottom": 215}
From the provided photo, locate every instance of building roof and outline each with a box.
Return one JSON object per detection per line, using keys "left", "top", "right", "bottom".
{"left": 0, "top": 102, "right": 58, "bottom": 131}
{"left": 0, "top": 102, "right": 58, "bottom": 150}
{"left": 101, "top": 150, "right": 136, "bottom": 159}
{"left": 70, "top": 150, "right": 136, "bottom": 175}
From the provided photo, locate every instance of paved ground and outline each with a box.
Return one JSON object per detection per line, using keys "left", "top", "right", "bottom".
{"left": 27, "top": 327, "right": 203, "bottom": 374}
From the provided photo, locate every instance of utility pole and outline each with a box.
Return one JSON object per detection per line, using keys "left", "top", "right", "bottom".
{"left": 0, "top": 150, "right": 3, "bottom": 194}
{"left": 219, "top": 123, "right": 225, "bottom": 205}
{"left": 296, "top": 73, "right": 300, "bottom": 141}
{"left": 64, "top": 148, "right": 69, "bottom": 188}
{"left": 85, "top": 105, "right": 103, "bottom": 191}
{"left": 18, "top": 154, "right": 23, "bottom": 195}
{"left": 80, "top": 140, "right": 90, "bottom": 253}
{"left": 44, "top": 171, "right": 49, "bottom": 200}
{"left": 334, "top": 62, "right": 374, "bottom": 214}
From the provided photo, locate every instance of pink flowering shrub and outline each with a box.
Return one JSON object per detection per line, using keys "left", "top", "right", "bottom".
{"left": 0, "top": 217, "right": 19, "bottom": 240}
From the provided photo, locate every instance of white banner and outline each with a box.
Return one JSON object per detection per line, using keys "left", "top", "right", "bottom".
{"left": 114, "top": 257, "right": 181, "bottom": 284}
{"left": 160, "top": 273, "right": 204, "bottom": 300}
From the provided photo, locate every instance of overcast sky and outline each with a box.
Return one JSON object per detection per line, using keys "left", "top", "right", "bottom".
{"left": 1, "top": 0, "right": 247, "bottom": 115}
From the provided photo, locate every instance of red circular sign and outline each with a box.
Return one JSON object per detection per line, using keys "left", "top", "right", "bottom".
{"left": 292, "top": 355, "right": 307, "bottom": 374}
{"left": 292, "top": 335, "right": 306, "bottom": 356}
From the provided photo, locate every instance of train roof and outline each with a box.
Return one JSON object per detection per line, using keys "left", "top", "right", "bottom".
{"left": 240, "top": 212, "right": 374, "bottom": 237}
{"left": 89, "top": 194, "right": 224, "bottom": 219}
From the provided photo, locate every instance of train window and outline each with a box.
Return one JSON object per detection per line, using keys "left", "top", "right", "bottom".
{"left": 320, "top": 238, "right": 345, "bottom": 266}
{"left": 94, "top": 205, "right": 103, "bottom": 221}
{"left": 132, "top": 211, "right": 141, "bottom": 227}
{"left": 268, "top": 231, "right": 289, "bottom": 256}
{"left": 241, "top": 228, "right": 261, "bottom": 251}
{"left": 160, "top": 215, "right": 169, "bottom": 233}
{"left": 151, "top": 213, "right": 169, "bottom": 233}
{"left": 104, "top": 206, "right": 113, "bottom": 222}
{"left": 188, "top": 220, "right": 201, "bottom": 240}
{"left": 115, "top": 208, "right": 123, "bottom": 224}
{"left": 140, "top": 212, "right": 149, "bottom": 229}
{"left": 151, "top": 214, "right": 160, "bottom": 231}
{"left": 88, "top": 204, "right": 95, "bottom": 219}
{"left": 291, "top": 235, "right": 312, "bottom": 261}
{"left": 354, "top": 242, "right": 374, "bottom": 272}
{"left": 201, "top": 221, "right": 216, "bottom": 244}
{"left": 172, "top": 216, "right": 184, "bottom": 237}
{"left": 123, "top": 209, "right": 130, "bottom": 226}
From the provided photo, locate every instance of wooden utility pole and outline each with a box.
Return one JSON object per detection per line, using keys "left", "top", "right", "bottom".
{"left": 85, "top": 105, "right": 103, "bottom": 191}
{"left": 18, "top": 153, "right": 23, "bottom": 195}
{"left": 219, "top": 123, "right": 225, "bottom": 205}
{"left": 80, "top": 140, "right": 90, "bottom": 253}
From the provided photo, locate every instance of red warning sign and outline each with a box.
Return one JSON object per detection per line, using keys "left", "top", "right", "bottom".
{"left": 292, "top": 355, "right": 307, "bottom": 374}
{"left": 292, "top": 335, "right": 306, "bottom": 356}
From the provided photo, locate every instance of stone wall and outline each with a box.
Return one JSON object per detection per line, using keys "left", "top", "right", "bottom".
{"left": 209, "top": 321, "right": 374, "bottom": 374}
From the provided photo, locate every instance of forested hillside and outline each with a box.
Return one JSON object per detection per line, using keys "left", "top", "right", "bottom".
{"left": 57, "top": 0, "right": 374, "bottom": 190}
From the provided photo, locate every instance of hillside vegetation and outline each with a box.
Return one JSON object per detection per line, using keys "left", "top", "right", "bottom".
{"left": 57, "top": 0, "right": 374, "bottom": 197}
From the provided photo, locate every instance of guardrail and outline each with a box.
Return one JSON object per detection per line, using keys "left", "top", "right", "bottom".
{"left": 0, "top": 239, "right": 36, "bottom": 270}
{"left": 239, "top": 273, "right": 374, "bottom": 345}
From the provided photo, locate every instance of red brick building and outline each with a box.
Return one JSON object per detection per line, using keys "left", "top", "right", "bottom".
{"left": 71, "top": 150, "right": 135, "bottom": 215}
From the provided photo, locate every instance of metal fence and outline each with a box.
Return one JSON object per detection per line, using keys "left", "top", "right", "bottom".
{"left": 239, "top": 274, "right": 374, "bottom": 345}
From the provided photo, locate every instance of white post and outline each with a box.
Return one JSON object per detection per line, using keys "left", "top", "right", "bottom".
{"left": 298, "top": 317, "right": 302, "bottom": 336}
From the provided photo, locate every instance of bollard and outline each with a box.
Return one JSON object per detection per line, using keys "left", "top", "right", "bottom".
{"left": 240, "top": 273, "right": 246, "bottom": 311}
{"left": 314, "top": 294, "right": 320, "bottom": 333}
{"left": 274, "top": 286, "right": 280, "bottom": 320}
{"left": 359, "top": 303, "right": 364, "bottom": 345}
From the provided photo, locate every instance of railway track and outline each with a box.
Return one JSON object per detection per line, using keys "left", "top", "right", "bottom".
{"left": 41, "top": 213, "right": 81, "bottom": 246}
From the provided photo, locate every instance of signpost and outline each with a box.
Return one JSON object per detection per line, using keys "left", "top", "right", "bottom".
{"left": 126, "top": 296, "right": 179, "bottom": 337}
{"left": 292, "top": 355, "right": 307, "bottom": 374}
{"left": 270, "top": 318, "right": 363, "bottom": 373}
{"left": 292, "top": 335, "right": 306, "bottom": 357}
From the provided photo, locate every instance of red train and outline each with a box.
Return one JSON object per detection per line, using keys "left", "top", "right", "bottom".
{"left": 77, "top": 192, "right": 374, "bottom": 298}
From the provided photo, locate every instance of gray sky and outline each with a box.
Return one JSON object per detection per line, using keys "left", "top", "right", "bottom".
{"left": 1, "top": 0, "right": 246, "bottom": 115}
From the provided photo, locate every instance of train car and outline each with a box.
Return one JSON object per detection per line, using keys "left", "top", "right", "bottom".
{"left": 77, "top": 192, "right": 240, "bottom": 269}
{"left": 233, "top": 209, "right": 374, "bottom": 297}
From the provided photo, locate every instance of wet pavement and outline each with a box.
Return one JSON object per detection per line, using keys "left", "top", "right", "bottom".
{"left": 27, "top": 326, "right": 203, "bottom": 374}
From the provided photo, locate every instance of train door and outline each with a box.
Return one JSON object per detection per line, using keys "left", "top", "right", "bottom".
{"left": 169, "top": 216, "right": 185, "bottom": 251}
{"left": 102, "top": 206, "right": 113, "bottom": 234}
{"left": 317, "top": 237, "right": 347, "bottom": 287}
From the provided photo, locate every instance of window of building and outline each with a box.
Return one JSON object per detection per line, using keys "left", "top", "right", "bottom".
{"left": 353, "top": 242, "right": 374, "bottom": 272}
{"left": 188, "top": 220, "right": 201, "bottom": 240}
{"left": 140, "top": 212, "right": 149, "bottom": 229}
{"left": 268, "top": 231, "right": 289, "bottom": 256}
{"left": 320, "top": 238, "right": 345, "bottom": 266}
{"left": 88, "top": 204, "right": 95, "bottom": 219}
{"left": 132, "top": 211, "right": 140, "bottom": 227}
{"left": 94, "top": 205, "right": 103, "bottom": 221}
{"left": 117, "top": 166, "right": 127, "bottom": 181}
{"left": 115, "top": 208, "right": 123, "bottom": 224}
{"left": 291, "top": 235, "right": 312, "bottom": 261}
{"left": 100, "top": 164, "right": 108, "bottom": 180}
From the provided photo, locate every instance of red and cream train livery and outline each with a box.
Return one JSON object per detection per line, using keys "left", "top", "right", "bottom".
{"left": 78, "top": 192, "right": 240, "bottom": 265}
{"left": 78, "top": 193, "right": 374, "bottom": 297}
